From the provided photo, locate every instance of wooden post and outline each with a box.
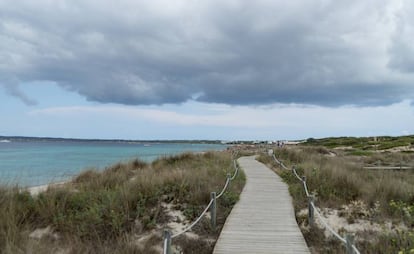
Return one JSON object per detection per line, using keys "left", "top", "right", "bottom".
{"left": 346, "top": 234, "right": 355, "bottom": 254}
{"left": 211, "top": 192, "right": 217, "bottom": 231}
{"left": 163, "top": 229, "right": 171, "bottom": 254}
{"left": 308, "top": 195, "right": 314, "bottom": 226}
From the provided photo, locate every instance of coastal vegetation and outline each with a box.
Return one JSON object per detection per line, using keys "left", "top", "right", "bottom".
{"left": 305, "top": 135, "right": 414, "bottom": 153}
{"left": 0, "top": 151, "right": 245, "bottom": 253}
{"left": 260, "top": 135, "right": 414, "bottom": 253}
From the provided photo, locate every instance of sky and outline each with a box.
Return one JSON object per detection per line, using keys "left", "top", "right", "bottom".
{"left": 0, "top": 0, "right": 413, "bottom": 140}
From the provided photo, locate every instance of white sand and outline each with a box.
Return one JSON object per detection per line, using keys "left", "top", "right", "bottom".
{"left": 162, "top": 202, "right": 190, "bottom": 235}
{"left": 27, "top": 181, "right": 67, "bottom": 195}
{"left": 298, "top": 204, "right": 408, "bottom": 241}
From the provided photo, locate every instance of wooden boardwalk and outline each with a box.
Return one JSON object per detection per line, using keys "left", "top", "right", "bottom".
{"left": 213, "top": 156, "right": 309, "bottom": 254}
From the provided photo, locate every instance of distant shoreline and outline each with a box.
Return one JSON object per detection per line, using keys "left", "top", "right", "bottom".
{"left": 0, "top": 135, "right": 224, "bottom": 144}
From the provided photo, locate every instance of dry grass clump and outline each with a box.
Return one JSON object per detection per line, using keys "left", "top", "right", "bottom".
{"left": 362, "top": 152, "right": 414, "bottom": 167}
{"left": 260, "top": 145, "right": 414, "bottom": 253}
{"left": 265, "top": 147, "right": 414, "bottom": 212}
{"left": 0, "top": 151, "right": 245, "bottom": 254}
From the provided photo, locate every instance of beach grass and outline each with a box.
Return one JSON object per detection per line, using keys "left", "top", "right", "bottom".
{"left": 259, "top": 142, "right": 414, "bottom": 253}
{"left": 0, "top": 151, "right": 245, "bottom": 253}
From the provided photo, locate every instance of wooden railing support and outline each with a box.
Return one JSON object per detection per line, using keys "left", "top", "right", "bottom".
{"left": 211, "top": 192, "right": 217, "bottom": 231}
{"left": 308, "top": 195, "right": 314, "bottom": 226}
{"left": 346, "top": 234, "right": 355, "bottom": 254}
{"left": 163, "top": 229, "right": 172, "bottom": 254}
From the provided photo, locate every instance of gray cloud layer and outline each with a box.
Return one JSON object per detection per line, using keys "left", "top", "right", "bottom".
{"left": 1, "top": 0, "right": 413, "bottom": 106}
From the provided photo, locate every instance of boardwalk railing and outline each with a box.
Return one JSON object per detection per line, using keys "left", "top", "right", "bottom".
{"left": 163, "top": 151, "right": 240, "bottom": 254}
{"left": 271, "top": 152, "right": 361, "bottom": 254}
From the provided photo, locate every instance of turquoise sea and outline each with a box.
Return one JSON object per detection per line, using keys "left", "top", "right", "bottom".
{"left": 0, "top": 140, "right": 226, "bottom": 187}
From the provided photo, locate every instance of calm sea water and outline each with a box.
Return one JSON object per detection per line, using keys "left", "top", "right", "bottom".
{"left": 0, "top": 141, "right": 226, "bottom": 187}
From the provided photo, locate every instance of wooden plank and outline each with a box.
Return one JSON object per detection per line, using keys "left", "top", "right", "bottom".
{"left": 363, "top": 166, "right": 412, "bottom": 170}
{"left": 213, "top": 156, "right": 309, "bottom": 254}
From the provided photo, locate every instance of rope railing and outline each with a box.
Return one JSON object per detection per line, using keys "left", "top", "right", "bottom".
{"left": 352, "top": 243, "right": 361, "bottom": 254}
{"left": 171, "top": 198, "right": 214, "bottom": 238}
{"left": 272, "top": 153, "right": 288, "bottom": 170}
{"left": 271, "top": 152, "right": 361, "bottom": 254}
{"left": 163, "top": 151, "right": 240, "bottom": 254}
{"left": 292, "top": 165, "right": 303, "bottom": 181}
{"left": 216, "top": 176, "right": 231, "bottom": 199}
{"left": 310, "top": 202, "right": 346, "bottom": 243}
{"left": 292, "top": 167, "right": 310, "bottom": 197}
{"left": 230, "top": 159, "right": 239, "bottom": 180}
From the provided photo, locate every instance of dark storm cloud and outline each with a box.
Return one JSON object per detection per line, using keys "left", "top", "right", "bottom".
{"left": 0, "top": 0, "right": 413, "bottom": 106}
